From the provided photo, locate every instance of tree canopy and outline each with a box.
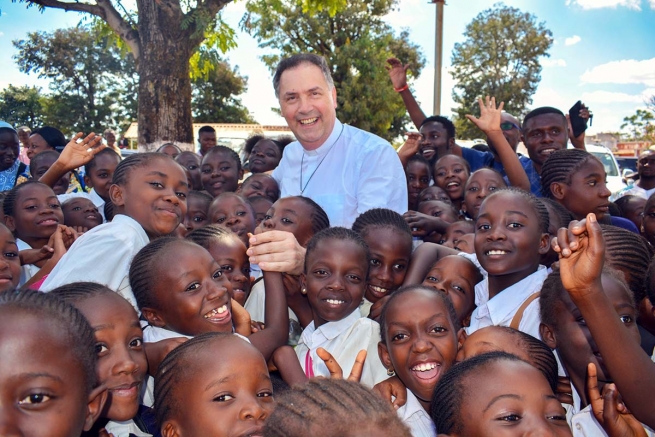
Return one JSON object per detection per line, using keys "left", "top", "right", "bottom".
{"left": 621, "top": 108, "right": 655, "bottom": 143}
{"left": 450, "top": 4, "right": 552, "bottom": 139}
{"left": 243, "top": 0, "right": 425, "bottom": 141}
{"left": 0, "top": 85, "right": 46, "bottom": 128}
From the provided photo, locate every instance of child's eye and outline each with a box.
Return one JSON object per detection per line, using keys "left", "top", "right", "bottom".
{"left": 176, "top": 192, "right": 187, "bottom": 199}
{"left": 98, "top": 172, "right": 109, "bottom": 178}
{"left": 498, "top": 414, "right": 521, "bottom": 422}
{"left": 185, "top": 282, "right": 201, "bottom": 292}
{"left": 468, "top": 186, "right": 479, "bottom": 192}
{"left": 212, "top": 270, "right": 223, "bottom": 279}
{"left": 620, "top": 315, "right": 634, "bottom": 324}
{"left": 391, "top": 333, "right": 408, "bottom": 342}
{"left": 50, "top": 203, "right": 61, "bottom": 209}
{"left": 24, "top": 205, "right": 37, "bottom": 210}
{"left": 258, "top": 390, "right": 274, "bottom": 398}
{"left": 426, "top": 276, "right": 438, "bottom": 282}
{"left": 72, "top": 206, "right": 82, "bottom": 211}
{"left": 19, "top": 393, "right": 52, "bottom": 405}
{"left": 95, "top": 344, "right": 109, "bottom": 355}
{"left": 243, "top": 267, "right": 251, "bottom": 275}
{"left": 149, "top": 182, "right": 164, "bottom": 188}
{"left": 451, "top": 284, "right": 465, "bottom": 293}
{"left": 221, "top": 265, "right": 234, "bottom": 272}
{"left": 188, "top": 165, "right": 198, "bottom": 171}
{"left": 477, "top": 223, "right": 491, "bottom": 231}
{"left": 313, "top": 269, "right": 328, "bottom": 276}
{"left": 576, "top": 317, "right": 586, "bottom": 326}
{"left": 215, "top": 216, "right": 226, "bottom": 224}
{"left": 370, "top": 259, "right": 381, "bottom": 267}
{"left": 213, "top": 394, "right": 235, "bottom": 402}
{"left": 201, "top": 168, "right": 211, "bottom": 174}
{"left": 4, "top": 251, "right": 18, "bottom": 258}
{"left": 431, "top": 325, "right": 448, "bottom": 333}
{"left": 192, "top": 215, "right": 206, "bottom": 223}
{"left": 346, "top": 274, "right": 362, "bottom": 282}
{"left": 432, "top": 211, "right": 442, "bottom": 217}
{"left": 281, "top": 217, "right": 293, "bottom": 224}
{"left": 130, "top": 338, "right": 143, "bottom": 348}
{"left": 263, "top": 214, "right": 273, "bottom": 221}
{"left": 236, "top": 211, "right": 246, "bottom": 216}
{"left": 507, "top": 222, "right": 523, "bottom": 229}
{"left": 392, "top": 263, "right": 406, "bottom": 271}
{"left": 220, "top": 166, "right": 231, "bottom": 172}
{"left": 547, "top": 414, "right": 568, "bottom": 421}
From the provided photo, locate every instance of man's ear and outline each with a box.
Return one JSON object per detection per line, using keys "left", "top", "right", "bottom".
{"left": 550, "top": 182, "right": 566, "bottom": 201}
{"left": 4, "top": 215, "right": 15, "bottom": 232}
{"left": 538, "top": 233, "right": 551, "bottom": 255}
{"left": 162, "top": 421, "right": 181, "bottom": 437}
{"left": 142, "top": 307, "right": 167, "bottom": 328}
{"left": 447, "top": 137, "right": 456, "bottom": 150}
{"left": 539, "top": 322, "right": 558, "bottom": 349}
{"left": 331, "top": 86, "right": 338, "bottom": 109}
{"left": 83, "top": 385, "right": 109, "bottom": 431}
{"left": 378, "top": 342, "right": 393, "bottom": 371}
{"left": 109, "top": 184, "right": 124, "bottom": 206}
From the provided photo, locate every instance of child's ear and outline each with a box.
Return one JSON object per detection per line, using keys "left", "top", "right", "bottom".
{"left": 238, "top": 168, "right": 244, "bottom": 181}
{"left": 300, "top": 273, "right": 307, "bottom": 294}
{"left": 109, "top": 183, "right": 124, "bottom": 206}
{"left": 142, "top": 307, "right": 166, "bottom": 328}
{"left": 4, "top": 215, "right": 15, "bottom": 232}
{"left": 84, "top": 174, "right": 92, "bottom": 189}
{"left": 538, "top": 233, "right": 551, "bottom": 255}
{"left": 83, "top": 385, "right": 109, "bottom": 431}
{"left": 162, "top": 421, "right": 181, "bottom": 437}
{"left": 550, "top": 182, "right": 566, "bottom": 201}
{"left": 447, "top": 137, "right": 456, "bottom": 151}
{"left": 539, "top": 322, "right": 558, "bottom": 349}
{"left": 456, "top": 328, "right": 467, "bottom": 351}
{"left": 377, "top": 342, "right": 393, "bottom": 371}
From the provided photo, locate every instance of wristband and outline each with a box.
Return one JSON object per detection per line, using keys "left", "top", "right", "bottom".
{"left": 394, "top": 84, "right": 409, "bottom": 93}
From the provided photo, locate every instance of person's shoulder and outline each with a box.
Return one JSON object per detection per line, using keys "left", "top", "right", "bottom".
{"left": 343, "top": 124, "right": 392, "bottom": 150}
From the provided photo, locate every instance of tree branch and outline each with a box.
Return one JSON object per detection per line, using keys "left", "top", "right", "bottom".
{"left": 28, "top": 0, "right": 140, "bottom": 60}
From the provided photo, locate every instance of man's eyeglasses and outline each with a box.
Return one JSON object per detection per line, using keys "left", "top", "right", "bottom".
{"left": 500, "top": 122, "right": 521, "bottom": 132}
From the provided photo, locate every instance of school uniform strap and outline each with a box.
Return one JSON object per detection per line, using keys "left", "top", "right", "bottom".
{"left": 509, "top": 292, "right": 540, "bottom": 330}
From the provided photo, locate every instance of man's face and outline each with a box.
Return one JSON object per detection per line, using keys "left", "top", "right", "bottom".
{"left": 198, "top": 132, "right": 217, "bottom": 154}
{"left": 498, "top": 113, "right": 521, "bottom": 151}
{"left": 522, "top": 113, "right": 568, "bottom": 168}
{"left": 278, "top": 63, "right": 337, "bottom": 151}
{"left": 17, "top": 129, "right": 30, "bottom": 146}
{"left": 637, "top": 151, "right": 655, "bottom": 179}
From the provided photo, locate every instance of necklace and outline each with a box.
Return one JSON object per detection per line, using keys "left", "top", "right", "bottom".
{"left": 299, "top": 124, "right": 345, "bottom": 195}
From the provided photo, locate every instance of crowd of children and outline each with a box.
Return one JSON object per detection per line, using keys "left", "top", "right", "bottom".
{"left": 1, "top": 92, "right": 655, "bottom": 437}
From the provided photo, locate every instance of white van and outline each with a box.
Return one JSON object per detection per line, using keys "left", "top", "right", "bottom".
{"left": 582, "top": 144, "right": 626, "bottom": 195}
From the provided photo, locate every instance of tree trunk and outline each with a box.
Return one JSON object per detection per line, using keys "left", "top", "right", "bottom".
{"left": 136, "top": 0, "right": 194, "bottom": 152}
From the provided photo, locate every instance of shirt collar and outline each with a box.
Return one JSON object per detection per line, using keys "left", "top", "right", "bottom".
{"left": 112, "top": 214, "right": 150, "bottom": 241}
{"left": 302, "top": 308, "right": 361, "bottom": 342}
{"left": 483, "top": 265, "right": 548, "bottom": 324}
{"left": 303, "top": 119, "right": 343, "bottom": 157}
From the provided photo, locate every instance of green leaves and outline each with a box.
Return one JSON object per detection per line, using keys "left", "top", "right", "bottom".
{"left": 621, "top": 109, "right": 655, "bottom": 142}
{"left": 450, "top": 4, "right": 552, "bottom": 139}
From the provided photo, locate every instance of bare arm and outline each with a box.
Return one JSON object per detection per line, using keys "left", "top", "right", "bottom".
{"left": 466, "top": 97, "right": 530, "bottom": 192}
{"left": 554, "top": 214, "right": 655, "bottom": 428}
{"left": 403, "top": 242, "right": 458, "bottom": 286}
{"left": 39, "top": 133, "right": 105, "bottom": 188}
{"left": 248, "top": 271, "right": 290, "bottom": 361}
{"left": 387, "top": 58, "right": 428, "bottom": 129}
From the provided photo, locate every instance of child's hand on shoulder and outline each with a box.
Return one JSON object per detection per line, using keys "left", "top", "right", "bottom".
{"left": 551, "top": 213, "right": 605, "bottom": 298}
{"left": 231, "top": 298, "right": 252, "bottom": 337}
{"left": 587, "top": 363, "right": 647, "bottom": 437}
{"left": 144, "top": 337, "right": 187, "bottom": 376}
{"left": 373, "top": 375, "right": 407, "bottom": 410}
{"left": 368, "top": 295, "right": 391, "bottom": 321}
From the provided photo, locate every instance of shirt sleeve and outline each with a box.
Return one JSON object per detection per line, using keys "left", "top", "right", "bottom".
{"left": 461, "top": 147, "right": 494, "bottom": 171}
{"left": 356, "top": 142, "right": 408, "bottom": 217}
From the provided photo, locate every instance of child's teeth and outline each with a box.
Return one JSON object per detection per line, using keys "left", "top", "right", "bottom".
{"left": 371, "top": 286, "right": 388, "bottom": 294}
{"left": 205, "top": 305, "right": 228, "bottom": 318}
{"left": 487, "top": 250, "right": 507, "bottom": 255}
{"left": 412, "top": 362, "right": 438, "bottom": 372}
{"left": 326, "top": 299, "right": 344, "bottom": 305}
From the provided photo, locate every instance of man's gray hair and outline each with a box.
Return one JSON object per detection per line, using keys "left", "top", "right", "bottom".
{"left": 273, "top": 53, "right": 335, "bottom": 99}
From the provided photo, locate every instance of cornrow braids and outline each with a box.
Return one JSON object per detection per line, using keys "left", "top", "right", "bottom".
{"left": 483, "top": 187, "right": 550, "bottom": 233}
{"left": 84, "top": 147, "right": 121, "bottom": 175}
{"left": 378, "top": 285, "right": 460, "bottom": 346}
{"left": 304, "top": 227, "right": 370, "bottom": 274}
{"left": 614, "top": 195, "right": 641, "bottom": 217}
{"left": 351, "top": 208, "right": 412, "bottom": 240}
{"left": 203, "top": 146, "right": 242, "bottom": 173}
{"left": 155, "top": 332, "right": 235, "bottom": 427}
{"left": 49, "top": 281, "right": 114, "bottom": 304}
{"left": 488, "top": 326, "right": 558, "bottom": 393}
{"left": 185, "top": 223, "right": 235, "bottom": 248}
{"left": 540, "top": 198, "right": 574, "bottom": 231}
{"left": 0, "top": 288, "right": 97, "bottom": 392}
{"left": 263, "top": 377, "right": 412, "bottom": 437}
{"left": 188, "top": 190, "right": 213, "bottom": 206}
{"left": 111, "top": 152, "right": 171, "bottom": 186}
{"left": 291, "top": 196, "right": 329, "bottom": 237}
{"left": 3, "top": 180, "right": 53, "bottom": 218}
{"left": 29, "top": 150, "right": 61, "bottom": 178}
{"left": 431, "top": 352, "right": 524, "bottom": 434}
{"left": 601, "top": 224, "right": 653, "bottom": 302}
{"left": 104, "top": 201, "right": 115, "bottom": 222}
{"left": 540, "top": 266, "right": 634, "bottom": 329}
{"left": 541, "top": 149, "right": 594, "bottom": 198}
{"left": 129, "top": 236, "right": 184, "bottom": 311}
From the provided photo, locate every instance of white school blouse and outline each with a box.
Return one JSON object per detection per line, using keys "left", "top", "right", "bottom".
{"left": 273, "top": 119, "right": 407, "bottom": 228}
{"left": 465, "top": 264, "right": 548, "bottom": 340}
{"left": 571, "top": 404, "right": 655, "bottom": 437}
{"left": 295, "top": 309, "right": 388, "bottom": 388}
{"left": 243, "top": 278, "right": 298, "bottom": 323}
{"left": 16, "top": 238, "right": 41, "bottom": 287}
{"left": 397, "top": 390, "right": 437, "bottom": 437}
{"left": 104, "top": 419, "right": 152, "bottom": 437}
{"left": 40, "top": 214, "right": 149, "bottom": 310}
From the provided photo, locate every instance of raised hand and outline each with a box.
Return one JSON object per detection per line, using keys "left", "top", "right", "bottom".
{"left": 466, "top": 96, "right": 504, "bottom": 133}
{"left": 551, "top": 214, "right": 605, "bottom": 297}
{"left": 316, "top": 347, "right": 366, "bottom": 382}
{"left": 58, "top": 132, "right": 106, "bottom": 171}
{"left": 587, "top": 363, "right": 647, "bottom": 437}
{"left": 386, "top": 57, "right": 409, "bottom": 90}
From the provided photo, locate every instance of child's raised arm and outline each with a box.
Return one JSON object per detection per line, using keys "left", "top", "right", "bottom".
{"left": 39, "top": 133, "right": 105, "bottom": 188}
{"left": 248, "top": 269, "right": 289, "bottom": 361}
{"left": 402, "top": 242, "right": 458, "bottom": 286}
{"left": 554, "top": 213, "right": 655, "bottom": 429}
{"left": 466, "top": 97, "right": 530, "bottom": 192}
{"left": 397, "top": 132, "right": 421, "bottom": 168}
{"left": 386, "top": 58, "right": 427, "bottom": 130}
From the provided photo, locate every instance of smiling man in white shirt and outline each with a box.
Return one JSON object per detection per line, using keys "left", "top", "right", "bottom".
{"left": 247, "top": 54, "right": 407, "bottom": 274}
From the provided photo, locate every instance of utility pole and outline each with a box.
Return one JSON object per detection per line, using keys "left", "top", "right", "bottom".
{"left": 431, "top": 0, "right": 445, "bottom": 115}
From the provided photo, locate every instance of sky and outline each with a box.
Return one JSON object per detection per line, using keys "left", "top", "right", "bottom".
{"left": 1, "top": 0, "right": 654, "bottom": 136}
